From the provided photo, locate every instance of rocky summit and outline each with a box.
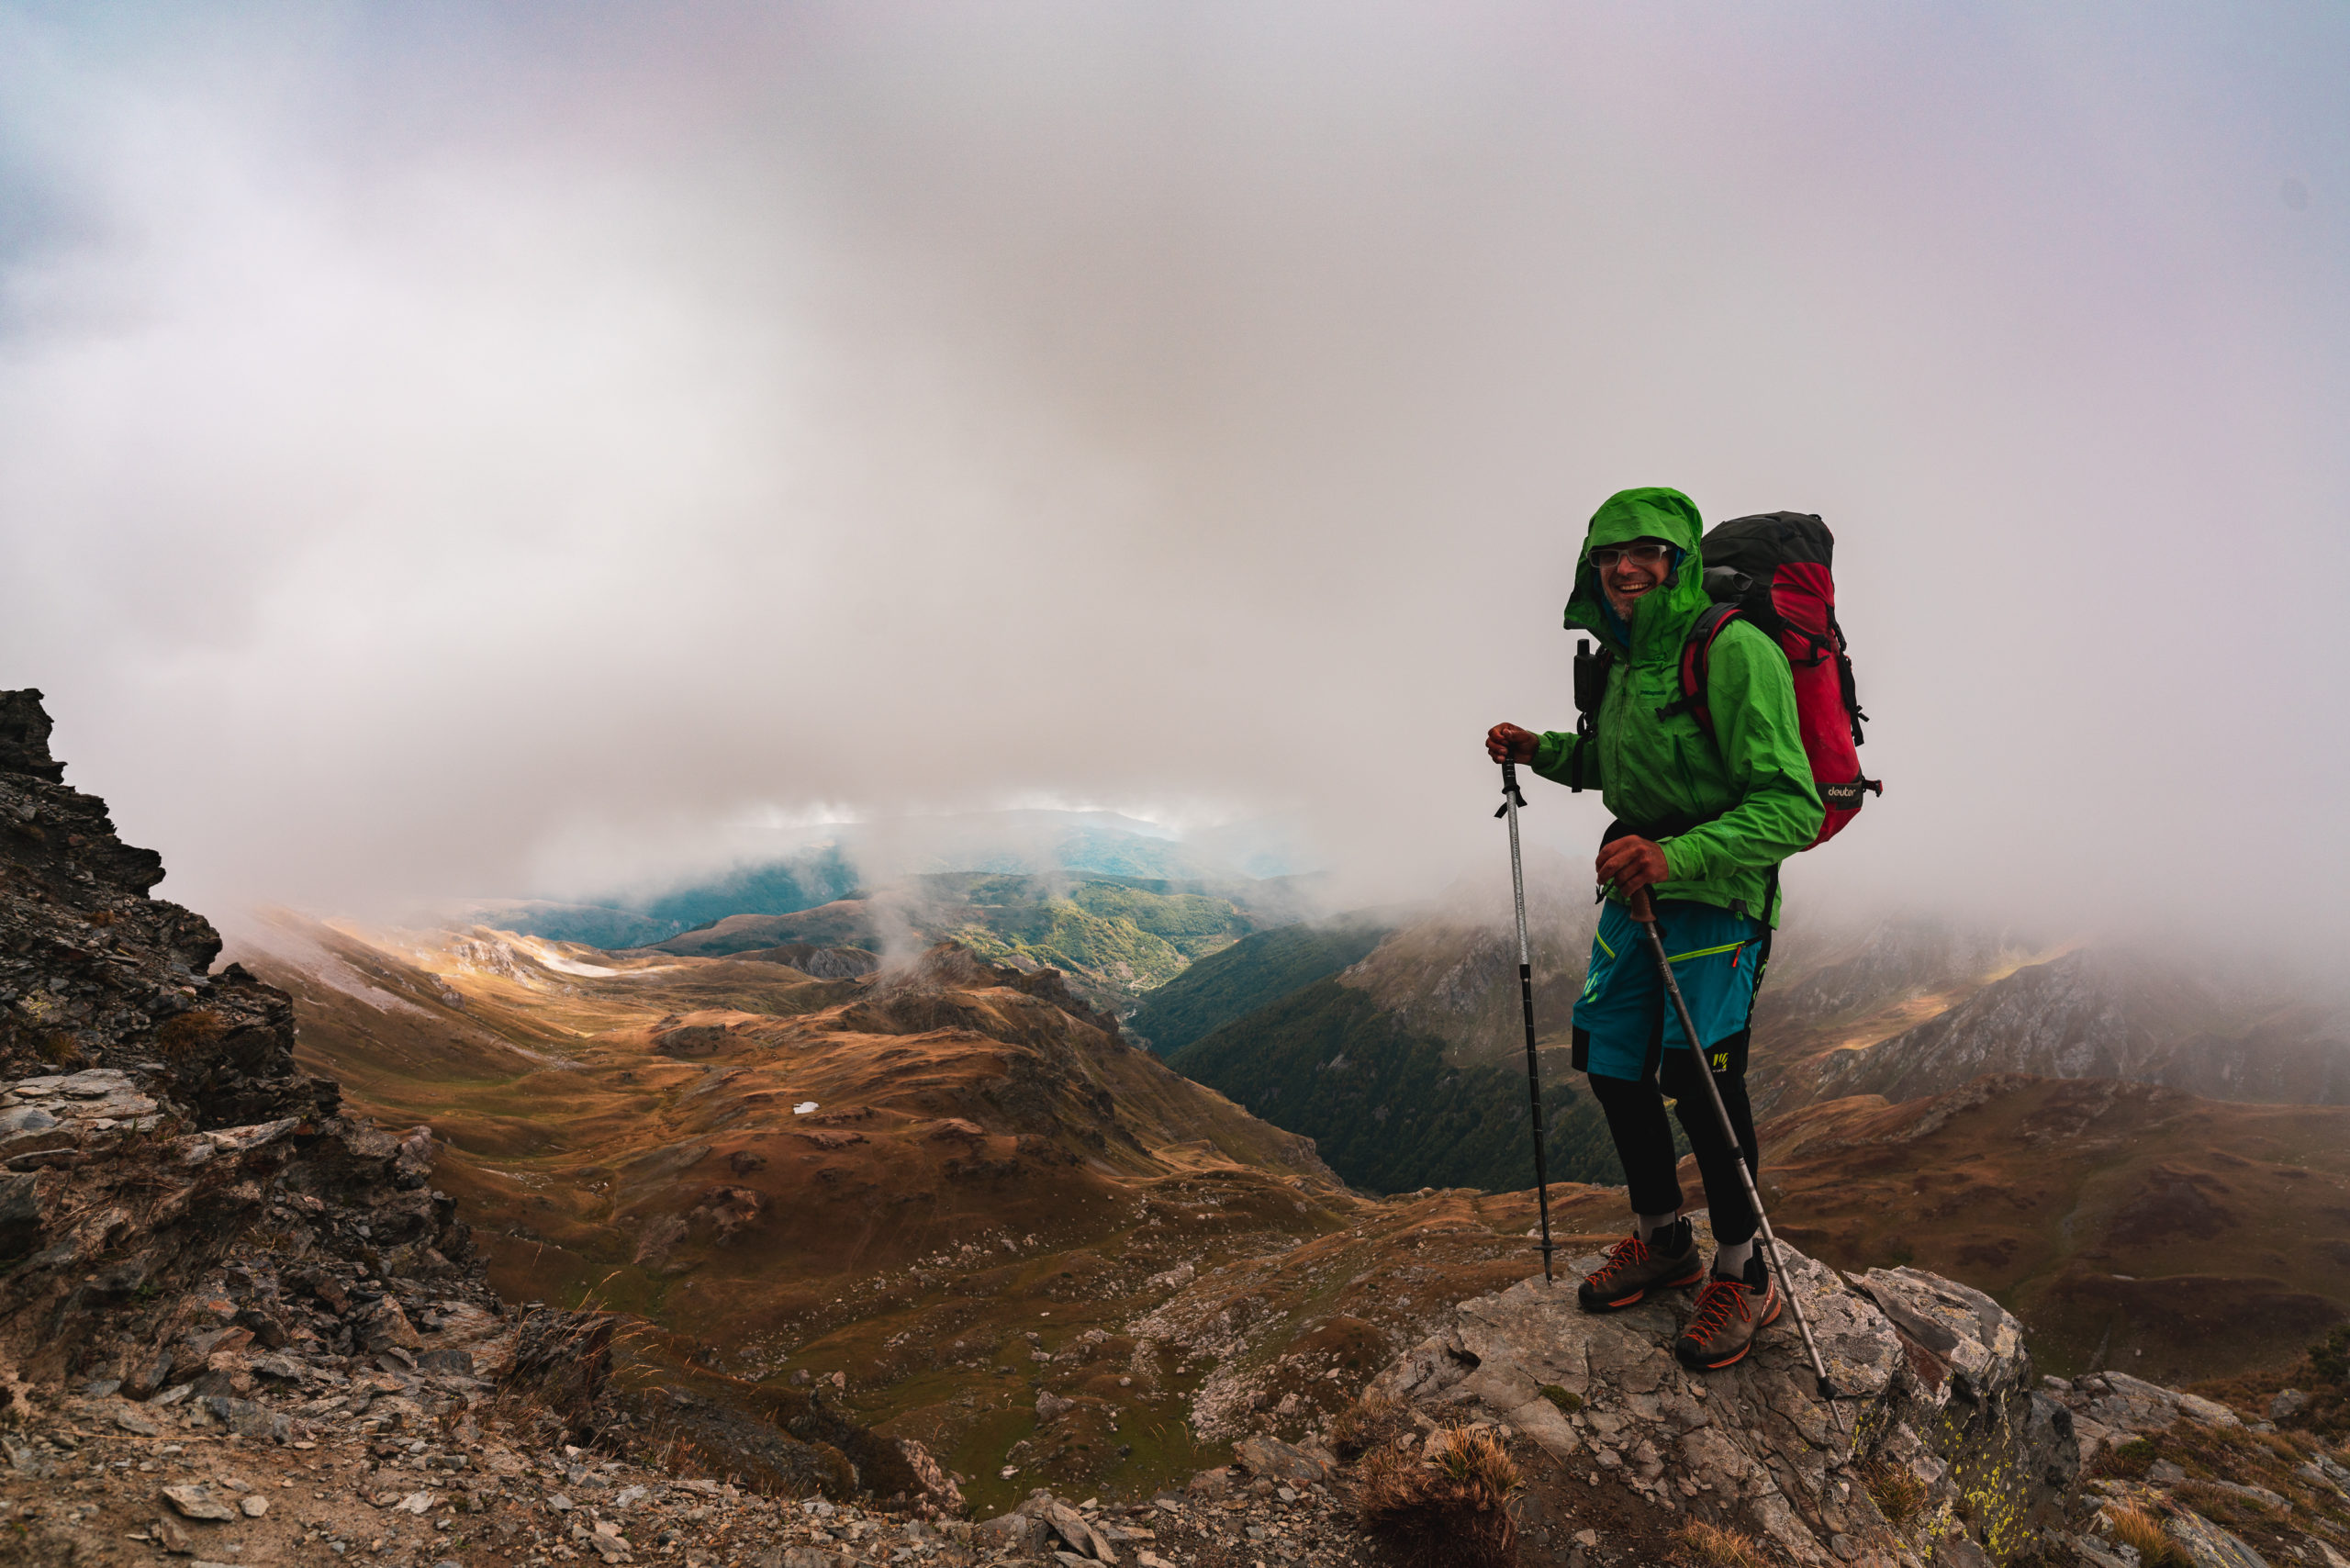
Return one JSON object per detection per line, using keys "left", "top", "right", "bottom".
{"left": 1371, "top": 1215, "right": 2076, "bottom": 1566}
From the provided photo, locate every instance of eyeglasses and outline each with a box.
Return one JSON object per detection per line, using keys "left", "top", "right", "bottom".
{"left": 1589, "top": 543, "right": 1671, "bottom": 570}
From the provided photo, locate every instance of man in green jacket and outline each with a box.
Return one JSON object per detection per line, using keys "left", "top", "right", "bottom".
{"left": 1486, "top": 486, "right": 1822, "bottom": 1372}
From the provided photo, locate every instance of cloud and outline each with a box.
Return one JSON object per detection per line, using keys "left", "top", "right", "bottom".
{"left": 1, "top": 2, "right": 2344, "bottom": 950}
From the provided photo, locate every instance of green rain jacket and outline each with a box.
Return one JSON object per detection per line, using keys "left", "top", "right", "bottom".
{"left": 1529, "top": 487, "right": 1823, "bottom": 924}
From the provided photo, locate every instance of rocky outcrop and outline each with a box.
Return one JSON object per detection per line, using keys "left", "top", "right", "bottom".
{"left": 1371, "top": 1222, "right": 2078, "bottom": 1566}
{"left": 0, "top": 688, "right": 466, "bottom": 1378}
{"left": 0, "top": 689, "right": 330, "bottom": 1126}
{"left": 1365, "top": 1222, "right": 2350, "bottom": 1567}
{"left": 500, "top": 1305, "right": 952, "bottom": 1505}
{"left": 731, "top": 942, "right": 884, "bottom": 980}
{"left": 0, "top": 1065, "right": 487, "bottom": 1388}
{"left": 2036, "top": 1371, "right": 2350, "bottom": 1567}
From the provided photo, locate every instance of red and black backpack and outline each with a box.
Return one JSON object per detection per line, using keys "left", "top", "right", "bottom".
{"left": 1570, "top": 510, "right": 1880, "bottom": 847}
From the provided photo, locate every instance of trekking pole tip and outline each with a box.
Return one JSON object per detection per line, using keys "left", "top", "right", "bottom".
{"left": 1818, "top": 1379, "right": 1848, "bottom": 1435}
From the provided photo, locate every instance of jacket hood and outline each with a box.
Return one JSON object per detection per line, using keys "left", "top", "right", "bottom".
{"left": 1564, "top": 487, "right": 1709, "bottom": 655}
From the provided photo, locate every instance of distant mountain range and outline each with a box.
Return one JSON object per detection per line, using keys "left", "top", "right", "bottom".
{"left": 632, "top": 870, "right": 1313, "bottom": 1014}
{"left": 1810, "top": 945, "right": 2350, "bottom": 1107}
{"left": 1124, "top": 916, "right": 1395, "bottom": 1057}
{"left": 452, "top": 810, "right": 1304, "bottom": 949}
{"left": 1150, "top": 860, "right": 1628, "bottom": 1195}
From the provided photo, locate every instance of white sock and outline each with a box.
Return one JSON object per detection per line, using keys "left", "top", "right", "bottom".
{"left": 1636, "top": 1211, "right": 1682, "bottom": 1243}
{"left": 1715, "top": 1238, "right": 1756, "bottom": 1278}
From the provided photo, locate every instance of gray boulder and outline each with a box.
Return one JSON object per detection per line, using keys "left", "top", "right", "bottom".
{"left": 1368, "top": 1236, "right": 2076, "bottom": 1567}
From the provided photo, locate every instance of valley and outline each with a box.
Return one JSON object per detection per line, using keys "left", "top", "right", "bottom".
{"left": 242, "top": 879, "right": 2350, "bottom": 1513}
{"left": 628, "top": 872, "right": 1268, "bottom": 1015}
{"left": 240, "top": 913, "right": 1585, "bottom": 1516}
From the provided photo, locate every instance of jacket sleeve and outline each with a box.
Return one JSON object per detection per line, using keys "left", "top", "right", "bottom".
{"left": 1529, "top": 729, "right": 1593, "bottom": 790}
{"left": 1660, "top": 622, "right": 1823, "bottom": 884}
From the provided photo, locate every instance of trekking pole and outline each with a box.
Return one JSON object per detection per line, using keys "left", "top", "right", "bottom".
{"left": 1495, "top": 759, "right": 1555, "bottom": 1283}
{"left": 1626, "top": 884, "right": 1844, "bottom": 1433}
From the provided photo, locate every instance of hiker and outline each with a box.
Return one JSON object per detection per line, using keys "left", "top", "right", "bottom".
{"left": 1484, "top": 486, "right": 1824, "bottom": 1372}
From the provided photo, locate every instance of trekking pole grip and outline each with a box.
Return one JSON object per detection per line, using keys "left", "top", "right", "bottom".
{"left": 1628, "top": 886, "right": 1657, "bottom": 923}
{"left": 1496, "top": 758, "right": 1528, "bottom": 817}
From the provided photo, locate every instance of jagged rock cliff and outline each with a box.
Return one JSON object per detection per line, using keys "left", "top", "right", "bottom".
{"left": 0, "top": 689, "right": 330, "bottom": 1126}
{"left": 0, "top": 690, "right": 487, "bottom": 1386}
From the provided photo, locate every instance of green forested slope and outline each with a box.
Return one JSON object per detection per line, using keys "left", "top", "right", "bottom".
{"left": 1126, "top": 920, "right": 1393, "bottom": 1055}
{"left": 1168, "top": 978, "right": 1619, "bottom": 1195}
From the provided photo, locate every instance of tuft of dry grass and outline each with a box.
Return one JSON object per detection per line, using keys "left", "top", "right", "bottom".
{"left": 1671, "top": 1519, "right": 1763, "bottom": 1567}
{"left": 1859, "top": 1457, "right": 1929, "bottom": 1528}
{"left": 1328, "top": 1393, "right": 1412, "bottom": 1461}
{"left": 2248, "top": 1427, "right": 2305, "bottom": 1462}
{"left": 156, "top": 1007, "right": 227, "bottom": 1059}
{"left": 1356, "top": 1424, "right": 1522, "bottom": 1568}
{"left": 2174, "top": 1480, "right": 2280, "bottom": 1532}
{"left": 2093, "top": 1436, "right": 2158, "bottom": 1479}
{"left": 2102, "top": 1503, "right": 2189, "bottom": 1568}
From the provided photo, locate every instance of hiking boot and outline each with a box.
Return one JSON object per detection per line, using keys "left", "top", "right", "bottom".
{"left": 1575, "top": 1218, "right": 1702, "bottom": 1313}
{"left": 1673, "top": 1251, "right": 1782, "bottom": 1371}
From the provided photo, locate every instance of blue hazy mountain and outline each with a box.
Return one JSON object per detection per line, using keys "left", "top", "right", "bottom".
{"left": 451, "top": 809, "right": 1292, "bottom": 949}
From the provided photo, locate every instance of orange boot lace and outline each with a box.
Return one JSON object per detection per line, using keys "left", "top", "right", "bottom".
{"left": 1585, "top": 1233, "right": 1654, "bottom": 1293}
{"left": 1682, "top": 1276, "right": 1754, "bottom": 1344}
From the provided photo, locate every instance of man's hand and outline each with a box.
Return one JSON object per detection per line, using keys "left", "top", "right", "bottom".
{"left": 1595, "top": 834, "right": 1670, "bottom": 898}
{"left": 1485, "top": 722, "right": 1540, "bottom": 765}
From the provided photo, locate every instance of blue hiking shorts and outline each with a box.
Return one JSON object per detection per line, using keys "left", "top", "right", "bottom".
{"left": 1572, "top": 899, "right": 1768, "bottom": 1082}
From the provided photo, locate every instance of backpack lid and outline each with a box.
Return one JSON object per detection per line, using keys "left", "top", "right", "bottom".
{"left": 1701, "top": 512, "right": 1835, "bottom": 577}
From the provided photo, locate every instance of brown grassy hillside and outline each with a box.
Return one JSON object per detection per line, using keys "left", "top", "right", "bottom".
{"left": 1749, "top": 1073, "right": 2350, "bottom": 1383}
{"left": 241, "top": 913, "right": 1595, "bottom": 1511}
{"left": 239, "top": 913, "right": 2347, "bottom": 1509}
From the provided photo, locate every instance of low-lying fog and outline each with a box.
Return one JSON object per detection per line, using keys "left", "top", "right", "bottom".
{"left": 3, "top": 4, "right": 2344, "bottom": 961}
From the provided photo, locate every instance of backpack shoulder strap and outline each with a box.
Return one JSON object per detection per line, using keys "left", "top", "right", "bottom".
{"left": 1568, "top": 637, "right": 1614, "bottom": 792}
{"left": 1660, "top": 603, "right": 1742, "bottom": 734}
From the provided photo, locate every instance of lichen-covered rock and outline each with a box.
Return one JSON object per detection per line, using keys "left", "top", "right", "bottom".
{"left": 1369, "top": 1226, "right": 2077, "bottom": 1567}
{"left": 2056, "top": 1369, "right": 2241, "bottom": 1469}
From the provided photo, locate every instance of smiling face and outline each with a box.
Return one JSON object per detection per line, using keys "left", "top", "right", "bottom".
{"left": 1594, "top": 538, "right": 1673, "bottom": 620}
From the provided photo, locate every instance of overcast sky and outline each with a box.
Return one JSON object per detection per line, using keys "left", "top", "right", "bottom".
{"left": 2, "top": 2, "right": 2344, "bottom": 942}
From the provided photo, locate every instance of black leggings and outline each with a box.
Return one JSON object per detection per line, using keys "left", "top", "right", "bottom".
{"left": 1586, "top": 1047, "right": 1762, "bottom": 1247}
